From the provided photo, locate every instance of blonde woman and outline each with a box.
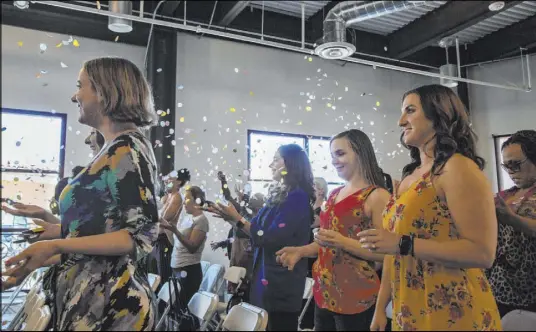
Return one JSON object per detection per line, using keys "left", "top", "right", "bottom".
{"left": 3, "top": 57, "right": 159, "bottom": 331}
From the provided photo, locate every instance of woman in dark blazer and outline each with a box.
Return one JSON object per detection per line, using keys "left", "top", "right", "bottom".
{"left": 208, "top": 144, "right": 314, "bottom": 331}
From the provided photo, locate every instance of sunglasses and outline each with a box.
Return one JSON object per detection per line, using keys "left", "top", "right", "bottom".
{"left": 501, "top": 158, "right": 528, "bottom": 173}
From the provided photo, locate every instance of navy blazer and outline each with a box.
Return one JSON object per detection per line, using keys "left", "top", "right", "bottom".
{"left": 248, "top": 188, "right": 313, "bottom": 313}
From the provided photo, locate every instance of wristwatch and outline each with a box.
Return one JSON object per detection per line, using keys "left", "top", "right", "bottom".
{"left": 399, "top": 234, "right": 415, "bottom": 256}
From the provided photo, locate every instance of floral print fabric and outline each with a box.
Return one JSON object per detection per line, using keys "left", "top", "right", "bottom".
{"left": 313, "top": 186, "right": 380, "bottom": 315}
{"left": 382, "top": 171, "right": 501, "bottom": 331}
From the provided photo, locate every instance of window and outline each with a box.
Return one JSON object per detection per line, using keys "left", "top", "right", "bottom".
{"left": 247, "top": 130, "right": 343, "bottom": 196}
{"left": 1, "top": 109, "right": 67, "bottom": 223}
{"left": 493, "top": 134, "right": 515, "bottom": 191}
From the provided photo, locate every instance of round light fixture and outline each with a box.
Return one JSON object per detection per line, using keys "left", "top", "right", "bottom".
{"left": 13, "top": 1, "right": 30, "bottom": 9}
{"left": 108, "top": 1, "right": 133, "bottom": 33}
{"left": 314, "top": 42, "right": 356, "bottom": 60}
{"left": 488, "top": 1, "right": 505, "bottom": 11}
{"left": 440, "top": 64, "right": 458, "bottom": 88}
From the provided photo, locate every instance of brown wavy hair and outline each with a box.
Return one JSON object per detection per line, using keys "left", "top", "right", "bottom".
{"left": 401, "top": 84, "right": 485, "bottom": 179}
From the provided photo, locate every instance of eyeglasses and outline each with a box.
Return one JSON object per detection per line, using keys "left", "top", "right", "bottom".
{"left": 501, "top": 158, "right": 528, "bottom": 173}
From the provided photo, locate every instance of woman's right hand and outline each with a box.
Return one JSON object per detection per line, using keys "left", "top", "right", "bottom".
{"left": 370, "top": 309, "right": 388, "bottom": 331}
{"left": 2, "top": 202, "right": 46, "bottom": 219}
{"left": 275, "top": 246, "right": 303, "bottom": 271}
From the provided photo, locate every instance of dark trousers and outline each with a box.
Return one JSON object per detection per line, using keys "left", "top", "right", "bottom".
{"left": 314, "top": 304, "right": 375, "bottom": 331}
{"left": 173, "top": 263, "right": 202, "bottom": 307}
{"left": 267, "top": 311, "right": 300, "bottom": 331}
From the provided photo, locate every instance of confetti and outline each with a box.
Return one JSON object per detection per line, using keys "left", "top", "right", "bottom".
{"left": 96, "top": 0, "right": 101, "bottom": 9}
{"left": 178, "top": 103, "right": 183, "bottom": 107}
{"left": 180, "top": 271, "right": 188, "bottom": 278}
{"left": 370, "top": 121, "right": 375, "bottom": 125}
{"left": 61, "top": 62, "right": 68, "bottom": 68}
{"left": 171, "top": 140, "right": 176, "bottom": 146}
{"left": 305, "top": 106, "right": 312, "bottom": 112}
{"left": 236, "top": 120, "right": 242, "bottom": 124}
{"left": 15, "top": 141, "right": 21, "bottom": 147}
{"left": 56, "top": 42, "right": 63, "bottom": 48}
{"left": 234, "top": 68, "right": 239, "bottom": 73}
{"left": 17, "top": 41, "right": 23, "bottom": 47}
{"left": 229, "top": 107, "right": 236, "bottom": 113}
{"left": 376, "top": 101, "right": 381, "bottom": 107}
{"left": 195, "top": 198, "right": 202, "bottom": 205}
{"left": 281, "top": 170, "right": 288, "bottom": 175}
{"left": 114, "top": 36, "right": 119, "bottom": 42}
{"left": 39, "top": 43, "right": 47, "bottom": 52}
{"left": 278, "top": 223, "right": 286, "bottom": 228}
{"left": 157, "top": 68, "right": 162, "bottom": 72}
{"left": 261, "top": 279, "right": 269, "bottom": 286}
{"left": 308, "top": 57, "right": 312, "bottom": 62}
{"left": 178, "top": 85, "right": 184, "bottom": 90}
{"left": 203, "top": 116, "right": 207, "bottom": 122}
{"left": 73, "top": 39, "right": 80, "bottom": 47}
{"left": 180, "top": 117, "right": 185, "bottom": 122}
{"left": 212, "top": 147, "right": 219, "bottom": 154}
{"left": 297, "top": 121, "right": 303, "bottom": 126}
{"left": 1, "top": 127, "right": 6, "bottom": 131}
{"left": 249, "top": 91, "right": 254, "bottom": 96}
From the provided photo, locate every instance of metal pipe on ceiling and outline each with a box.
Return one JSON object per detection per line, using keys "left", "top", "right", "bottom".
{"left": 527, "top": 54, "right": 532, "bottom": 90}
{"left": 34, "top": 1, "right": 531, "bottom": 92}
{"left": 71, "top": 0, "right": 437, "bottom": 69}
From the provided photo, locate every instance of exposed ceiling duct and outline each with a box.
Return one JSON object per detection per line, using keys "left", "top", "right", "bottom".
{"left": 315, "top": 1, "right": 426, "bottom": 60}
{"left": 108, "top": 0, "right": 133, "bottom": 33}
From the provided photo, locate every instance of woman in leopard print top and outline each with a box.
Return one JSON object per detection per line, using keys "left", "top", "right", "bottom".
{"left": 488, "top": 130, "right": 536, "bottom": 317}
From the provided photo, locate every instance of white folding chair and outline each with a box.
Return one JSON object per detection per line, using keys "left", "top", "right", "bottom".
{"left": 188, "top": 291, "right": 219, "bottom": 331}
{"left": 213, "top": 267, "right": 248, "bottom": 330}
{"left": 24, "top": 305, "right": 51, "bottom": 331}
{"left": 386, "top": 300, "right": 393, "bottom": 320}
{"left": 222, "top": 302, "right": 268, "bottom": 331}
{"left": 148, "top": 273, "right": 162, "bottom": 293}
{"left": 502, "top": 309, "right": 536, "bottom": 331}
{"left": 155, "top": 281, "right": 181, "bottom": 330}
{"left": 298, "top": 277, "right": 315, "bottom": 331}
{"left": 201, "top": 261, "right": 211, "bottom": 276}
{"left": 199, "top": 264, "right": 226, "bottom": 297}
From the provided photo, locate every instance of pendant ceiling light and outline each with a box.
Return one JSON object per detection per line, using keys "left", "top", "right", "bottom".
{"left": 108, "top": 1, "right": 133, "bottom": 33}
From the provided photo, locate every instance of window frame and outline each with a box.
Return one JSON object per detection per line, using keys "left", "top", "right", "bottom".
{"left": 492, "top": 133, "right": 513, "bottom": 192}
{"left": 1, "top": 108, "right": 67, "bottom": 178}
{"left": 246, "top": 129, "right": 344, "bottom": 193}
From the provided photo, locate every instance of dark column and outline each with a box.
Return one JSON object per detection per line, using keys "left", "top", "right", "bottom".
{"left": 456, "top": 47, "right": 471, "bottom": 115}
{"left": 147, "top": 27, "right": 177, "bottom": 176}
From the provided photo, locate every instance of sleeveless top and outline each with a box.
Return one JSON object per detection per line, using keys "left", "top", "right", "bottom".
{"left": 382, "top": 171, "right": 501, "bottom": 331}
{"left": 487, "top": 184, "right": 536, "bottom": 308}
{"left": 313, "top": 186, "right": 380, "bottom": 315}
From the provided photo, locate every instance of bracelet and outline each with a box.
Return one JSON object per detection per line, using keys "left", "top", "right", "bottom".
{"left": 398, "top": 235, "right": 412, "bottom": 256}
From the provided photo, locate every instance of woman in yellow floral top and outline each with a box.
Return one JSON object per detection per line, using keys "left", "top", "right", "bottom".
{"left": 359, "top": 85, "right": 502, "bottom": 331}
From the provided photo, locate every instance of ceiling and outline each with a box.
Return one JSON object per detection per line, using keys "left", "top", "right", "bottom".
{"left": 2, "top": 1, "right": 536, "bottom": 69}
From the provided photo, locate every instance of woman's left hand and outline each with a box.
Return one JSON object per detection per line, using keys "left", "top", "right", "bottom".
{"left": 159, "top": 218, "right": 176, "bottom": 232}
{"left": 3, "top": 241, "right": 60, "bottom": 280}
{"left": 356, "top": 229, "right": 401, "bottom": 255}
{"left": 315, "top": 229, "right": 348, "bottom": 249}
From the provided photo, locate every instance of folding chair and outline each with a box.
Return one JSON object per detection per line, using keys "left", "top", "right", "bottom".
{"left": 298, "top": 277, "right": 315, "bottom": 331}
{"left": 221, "top": 302, "right": 268, "bottom": 331}
{"left": 213, "top": 267, "right": 248, "bottom": 330}
{"left": 154, "top": 281, "right": 181, "bottom": 330}
{"left": 188, "top": 291, "right": 219, "bottom": 331}
{"left": 502, "top": 309, "right": 536, "bottom": 331}
{"left": 148, "top": 273, "right": 162, "bottom": 293}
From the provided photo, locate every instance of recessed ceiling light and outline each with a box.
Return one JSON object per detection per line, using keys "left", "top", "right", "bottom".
{"left": 489, "top": 1, "right": 505, "bottom": 11}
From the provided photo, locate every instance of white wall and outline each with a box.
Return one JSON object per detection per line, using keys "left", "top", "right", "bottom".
{"left": 1, "top": 25, "right": 145, "bottom": 176}
{"left": 173, "top": 32, "right": 436, "bottom": 266}
{"left": 468, "top": 54, "right": 536, "bottom": 192}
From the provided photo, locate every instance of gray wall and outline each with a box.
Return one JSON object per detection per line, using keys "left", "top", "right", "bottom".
{"left": 173, "top": 32, "right": 436, "bottom": 266}
{"left": 468, "top": 54, "right": 536, "bottom": 192}
{"left": 1, "top": 25, "right": 145, "bottom": 176}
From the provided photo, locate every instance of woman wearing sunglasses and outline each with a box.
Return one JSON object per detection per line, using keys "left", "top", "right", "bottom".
{"left": 487, "top": 129, "right": 536, "bottom": 318}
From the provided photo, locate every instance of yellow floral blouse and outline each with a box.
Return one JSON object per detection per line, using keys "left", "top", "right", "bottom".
{"left": 382, "top": 171, "right": 502, "bottom": 331}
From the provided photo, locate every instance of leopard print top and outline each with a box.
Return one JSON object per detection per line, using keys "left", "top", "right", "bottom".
{"left": 487, "top": 185, "right": 536, "bottom": 308}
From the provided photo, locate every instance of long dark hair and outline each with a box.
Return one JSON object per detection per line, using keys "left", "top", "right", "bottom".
{"left": 401, "top": 84, "right": 485, "bottom": 178}
{"left": 331, "top": 129, "right": 385, "bottom": 188}
{"left": 269, "top": 144, "right": 315, "bottom": 206}
{"left": 502, "top": 130, "right": 536, "bottom": 165}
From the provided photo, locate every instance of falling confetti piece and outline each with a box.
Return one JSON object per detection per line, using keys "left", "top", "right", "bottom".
{"left": 195, "top": 198, "right": 202, "bottom": 205}
{"left": 16, "top": 141, "right": 21, "bottom": 147}
{"left": 308, "top": 57, "right": 312, "bottom": 62}
{"left": 236, "top": 120, "right": 242, "bottom": 124}
{"left": 297, "top": 121, "right": 302, "bottom": 125}
{"left": 180, "top": 271, "right": 188, "bottom": 278}
{"left": 345, "top": 87, "right": 349, "bottom": 92}
{"left": 114, "top": 36, "right": 119, "bottom": 42}
{"left": 305, "top": 106, "right": 312, "bottom": 112}
{"left": 249, "top": 91, "right": 254, "bottom": 96}
{"left": 157, "top": 68, "right": 162, "bottom": 72}
{"left": 2, "top": 127, "right": 6, "bottom": 131}
{"left": 261, "top": 279, "right": 269, "bottom": 286}
{"left": 229, "top": 107, "right": 236, "bottom": 113}
{"left": 281, "top": 170, "right": 288, "bottom": 175}
{"left": 178, "top": 85, "right": 184, "bottom": 90}
{"left": 212, "top": 147, "right": 219, "bottom": 154}
{"left": 178, "top": 103, "right": 183, "bottom": 107}
{"left": 61, "top": 62, "right": 68, "bottom": 68}
{"left": 164, "top": 247, "right": 168, "bottom": 252}
{"left": 234, "top": 68, "right": 239, "bottom": 73}
{"left": 17, "top": 41, "right": 23, "bottom": 47}
{"left": 278, "top": 223, "right": 286, "bottom": 228}
{"left": 243, "top": 170, "right": 250, "bottom": 177}
{"left": 13, "top": 177, "right": 19, "bottom": 183}
{"left": 376, "top": 101, "right": 381, "bottom": 107}
{"left": 180, "top": 117, "right": 185, "bottom": 122}
{"left": 370, "top": 121, "right": 375, "bottom": 125}
{"left": 56, "top": 42, "right": 62, "bottom": 48}
{"left": 96, "top": 0, "right": 101, "bottom": 9}
{"left": 169, "top": 128, "right": 175, "bottom": 134}
{"left": 39, "top": 43, "right": 47, "bottom": 51}
{"left": 203, "top": 116, "right": 207, "bottom": 122}
{"left": 73, "top": 39, "right": 80, "bottom": 47}
{"left": 171, "top": 140, "right": 176, "bottom": 146}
